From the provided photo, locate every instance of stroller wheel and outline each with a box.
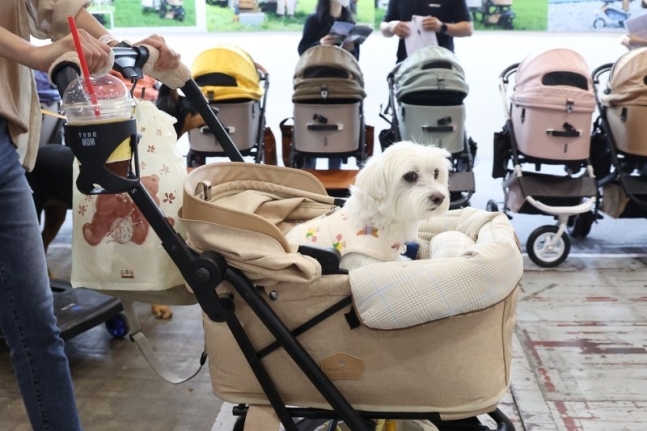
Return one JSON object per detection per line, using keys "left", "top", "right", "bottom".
{"left": 527, "top": 225, "right": 571, "bottom": 268}
{"left": 486, "top": 199, "right": 499, "bottom": 212}
{"left": 568, "top": 211, "right": 595, "bottom": 239}
{"left": 593, "top": 17, "right": 606, "bottom": 29}
{"left": 105, "top": 312, "right": 130, "bottom": 339}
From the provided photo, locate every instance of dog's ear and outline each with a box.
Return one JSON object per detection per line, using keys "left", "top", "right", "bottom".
{"left": 351, "top": 154, "right": 388, "bottom": 202}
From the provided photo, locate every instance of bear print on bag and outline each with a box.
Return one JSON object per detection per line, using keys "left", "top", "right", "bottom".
{"left": 82, "top": 175, "right": 175, "bottom": 246}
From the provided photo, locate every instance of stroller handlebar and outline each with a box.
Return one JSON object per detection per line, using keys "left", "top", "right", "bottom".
{"left": 591, "top": 63, "right": 614, "bottom": 84}
{"left": 498, "top": 62, "right": 519, "bottom": 83}
{"left": 50, "top": 44, "right": 245, "bottom": 162}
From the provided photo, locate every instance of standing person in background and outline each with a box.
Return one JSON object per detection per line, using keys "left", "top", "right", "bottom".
{"left": 350, "top": 0, "right": 358, "bottom": 19}
{"left": 277, "top": 0, "right": 296, "bottom": 18}
{"left": 298, "top": 0, "right": 358, "bottom": 170}
{"left": 0, "top": 1, "right": 179, "bottom": 430}
{"left": 380, "top": 0, "right": 473, "bottom": 63}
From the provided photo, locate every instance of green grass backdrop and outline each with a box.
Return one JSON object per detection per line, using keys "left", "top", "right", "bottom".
{"left": 92, "top": 0, "right": 197, "bottom": 28}
{"left": 374, "top": 0, "right": 547, "bottom": 31}
{"left": 207, "top": 0, "right": 374, "bottom": 32}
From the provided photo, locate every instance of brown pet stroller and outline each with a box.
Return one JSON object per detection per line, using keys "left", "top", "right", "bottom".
{"left": 51, "top": 46, "right": 521, "bottom": 431}
{"left": 490, "top": 47, "right": 598, "bottom": 268}
{"left": 587, "top": 47, "right": 647, "bottom": 230}
{"left": 287, "top": 45, "right": 368, "bottom": 170}
{"left": 187, "top": 45, "right": 269, "bottom": 166}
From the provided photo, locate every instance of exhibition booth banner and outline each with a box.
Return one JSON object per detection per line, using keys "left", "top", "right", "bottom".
{"left": 88, "top": 0, "right": 646, "bottom": 33}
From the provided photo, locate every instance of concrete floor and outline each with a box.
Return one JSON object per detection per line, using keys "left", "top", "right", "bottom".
{"left": 1, "top": 30, "right": 646, "bottom": 430}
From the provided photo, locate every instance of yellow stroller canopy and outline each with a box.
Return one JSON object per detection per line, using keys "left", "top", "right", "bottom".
{"left": 191, "top": 45, "right": 264, "bottom": 102}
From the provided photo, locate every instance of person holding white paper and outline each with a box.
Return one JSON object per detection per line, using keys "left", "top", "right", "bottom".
{"left": 380, "top": 0, "right": 473, "bottom": 63}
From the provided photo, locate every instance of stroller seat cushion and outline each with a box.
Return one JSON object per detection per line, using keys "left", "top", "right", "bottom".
{"left": 349, "top": 208, "right": 523, "bottom": 330}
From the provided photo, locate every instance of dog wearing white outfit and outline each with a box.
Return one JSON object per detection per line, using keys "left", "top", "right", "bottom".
{"left": 286, "top": 141, "right": 452, "bottom": 270}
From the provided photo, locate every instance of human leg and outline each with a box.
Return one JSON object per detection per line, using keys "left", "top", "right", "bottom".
{"left": 328, "top": 157, "right": 343, "bottom": 170}
{"left": 0, "top": 119, "right": 83, "bottom": 431}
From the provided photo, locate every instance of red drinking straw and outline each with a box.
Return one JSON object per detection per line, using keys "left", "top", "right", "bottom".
{"left": 67, "top": 16, "right": 100, "bottom": 116}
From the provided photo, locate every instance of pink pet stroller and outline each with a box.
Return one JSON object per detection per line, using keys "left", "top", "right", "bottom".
{"left": 489, "top": 47, "right": 598, "bottom": 268}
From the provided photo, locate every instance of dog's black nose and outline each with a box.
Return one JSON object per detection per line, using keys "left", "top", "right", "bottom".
{"left": 429, "top": 193, "right": 445, "bottom": 206}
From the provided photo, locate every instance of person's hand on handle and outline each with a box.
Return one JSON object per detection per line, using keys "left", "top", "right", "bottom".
{"left": 320, "top": 34, "right": 337, "bottom": 46}
{"left": 32, "top": 29, "right": 111, "bottom": 73}
{"left": 132, "top": 34, "right": 180, "bottom": 72}
{"left": 422, "top": 16, "right": 443, "bottom": 32}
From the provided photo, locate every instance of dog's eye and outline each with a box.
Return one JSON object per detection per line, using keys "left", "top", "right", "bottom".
{"left": 434, "top": 169, "right": 439, "bottom": 180}
{"left": 403, "top": 171, "right": 418, "bottom": 183}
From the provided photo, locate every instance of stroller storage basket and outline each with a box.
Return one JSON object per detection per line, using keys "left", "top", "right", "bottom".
{"left": 189, "top": 100, "right": 260, "bottom": 152}
{"left": 293, "top": 102, "right": 361, "bottom": 154}
{"left": 179, "top": 162, "right": 523, "bottom": 421}
{"left": 510, "top": 48, "right": 596, "bottom": 162}
{"left": 505, "top": 170, "right": 598, "bottom": 214}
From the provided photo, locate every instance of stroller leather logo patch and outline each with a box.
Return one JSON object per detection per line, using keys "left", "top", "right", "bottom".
{"left": 320, "top": 353, "right": 365, "bottom": 380}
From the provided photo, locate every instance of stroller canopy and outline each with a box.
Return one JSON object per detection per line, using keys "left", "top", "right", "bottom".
{"left": 601, "top": 47, "right": 647, "bottom": 107}
{"left": 292, "top": 45, "right": 366, "bottom": 102}
{"left": 191, "top": 45, "right": 264, "bottom": 102}
{"left": 511, "top": 47, "right": 595, "bottom": 113}
{"left": 393, "top": 46, "right": 469, "bottom": 102}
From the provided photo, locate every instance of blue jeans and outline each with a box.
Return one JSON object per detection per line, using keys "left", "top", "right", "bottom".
{"left": 0, "top": 118, "right": 83, "bottom": 431}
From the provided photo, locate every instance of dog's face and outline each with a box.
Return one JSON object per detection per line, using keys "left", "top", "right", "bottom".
{"left": 350, "top": 141, "right": 452, "bottom": 223}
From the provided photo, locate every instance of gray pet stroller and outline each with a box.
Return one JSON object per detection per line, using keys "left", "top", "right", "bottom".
{"left": 288, "top": 45, "right": 368, "bottom": 169}
{"left": 491, "top": 47, "right": 598, "bottom": 268}
{"left": 381, "top": 45, "right": 477, "bottom": 209}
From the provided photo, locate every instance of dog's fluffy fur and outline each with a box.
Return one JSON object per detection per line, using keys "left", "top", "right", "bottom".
{"left": 325, "top": 141, "right": 452, "bottom": 270}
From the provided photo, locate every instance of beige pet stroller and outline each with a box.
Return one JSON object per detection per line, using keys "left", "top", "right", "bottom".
{"left": 54, "top": 47, "right": 522, "bottom": 431}
{"left": 585, "top": 48, "right": 647, "bottom": 232}
{"left": 288, "top": 45, "right": 368, "bottom": 169}
{"left": 490, "top": 47, "right": 598, "bottom": 268}
{"left": 187, "top": 45, "right": 269, "bottom": 166}
{"left": 466, "top": 0, "right": 515, "bottom": 29}
{"left": 383, "top": 46, "right": 477, "bottom": 210}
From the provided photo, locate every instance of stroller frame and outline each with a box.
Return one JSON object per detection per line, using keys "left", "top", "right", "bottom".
{"left": 590, "top": 63, "right": 647, "bottom": 220}
{"left": 187, "top": 63, "right": 270, "bottom": 166}
{"left": 51, "top": 46, "right": 515, "bottom": 431}
{"left": 383, "top": 64, "right": 476, "bottom": 210}
{"left": 493, "top": 63, "right": 597, "bottom": 268}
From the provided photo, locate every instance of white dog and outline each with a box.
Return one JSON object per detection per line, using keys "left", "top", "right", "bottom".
{"left": 286, "top": 141, "right": 452, "bottom": 270}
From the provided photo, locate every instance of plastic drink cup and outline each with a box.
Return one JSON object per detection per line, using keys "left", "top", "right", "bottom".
{"left": 62, "top": 74, "right": 135, "bottom": 177}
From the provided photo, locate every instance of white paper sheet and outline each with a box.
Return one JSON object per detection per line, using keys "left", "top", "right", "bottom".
{"left": 404, "top": 15, "right": 438, "bottom": 57}
{"left": 625, "top": 12, "right": 647, "bottom": 39}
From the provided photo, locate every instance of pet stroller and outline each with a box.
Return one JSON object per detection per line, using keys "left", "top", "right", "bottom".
{"left": 52, "top": 46, "right": 521, "bottom": 431}
{"left": 587, "top": 47, "right": 647, "bottom": 228}
{"left": 593, "top": 0, "right": 632, "bottom": 29}
{"left": 187, "top": 45, "right": 269, "bottom": 166}
{"left": 288, "top": 45, "right": 368, "bottom": 170}
{"left": 491, "top": 47, "right": 598, "bottom": 268}
{"left": 142, "top": 0, "right": 186, "bottom": 21}
{"left": 466, "top": 0, "right": 515, "bottom": 29}
{"left": 382, "top": 45, "right": 477, "bottom": 210}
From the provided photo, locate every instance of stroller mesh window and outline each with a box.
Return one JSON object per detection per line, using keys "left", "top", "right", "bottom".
{"left": 303, "top": 66, "right": 348, "bottom": 79}
{"left": 541, "top": 72, "right": 588, "bottom": 90}
{"left": 421, "top": 61, "right": 453, "bottom": 71}
{"left": 195, "top": 73, "right": 238, "bottom": 88}
{"left": 400, "top": 90, "right": 466, "bottom": 106}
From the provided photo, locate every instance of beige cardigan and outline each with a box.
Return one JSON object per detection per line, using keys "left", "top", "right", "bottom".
{"left": 0, "top": 0, "right": 89, "bottom": 171}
